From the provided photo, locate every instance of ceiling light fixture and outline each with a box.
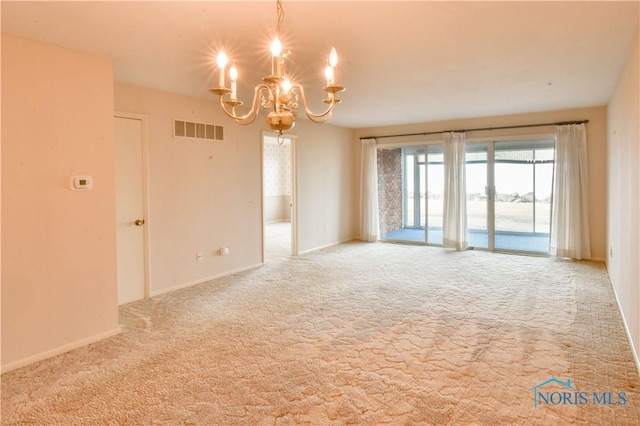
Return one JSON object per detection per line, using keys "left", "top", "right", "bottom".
{"left": 210, "top": 0, "right": 345, "bottom": 138}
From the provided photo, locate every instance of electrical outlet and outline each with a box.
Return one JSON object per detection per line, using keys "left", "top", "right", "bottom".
{"left": 196, "top": 252, "right": 203, "bottom": 261}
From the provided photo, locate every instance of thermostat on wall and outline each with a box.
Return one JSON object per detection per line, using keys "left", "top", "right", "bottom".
{"left": 70, "top": 176, "right": 93, "bottom": 191}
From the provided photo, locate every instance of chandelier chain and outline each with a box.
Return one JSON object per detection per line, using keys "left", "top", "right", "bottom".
{"left": 276, "top": 0, "right": 284, "bottom": 37}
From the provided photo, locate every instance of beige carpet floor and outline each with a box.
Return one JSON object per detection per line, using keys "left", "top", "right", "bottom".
{"left": 2, "top": 242, "right": 639, "bottom": 425}
{"left": 265, "top": 221, "right": 292, "bottom": 262}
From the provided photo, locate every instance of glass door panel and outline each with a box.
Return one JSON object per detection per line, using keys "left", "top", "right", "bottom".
{"left": 493, "top": 141, "right": 553, "bottom": 253}
{"left": 534, "top": 148, "right": 554, "bottom": 235}
{"left": 379, "top": 139, "right": 553, "bottom": 253}
{"left": 404, "top": 152, "right": 415, "bottom": 228}
{"left": 427, "top": 146, "right": 443, "bottom": 244}
{"left": 466, "top": 144, "right": 488, "bottom": 248}
{"left": 419, "top": 155, "right": 426, "bottom": 228}
{"left": 381, "top": 146, "right": 426, "bottom": 243}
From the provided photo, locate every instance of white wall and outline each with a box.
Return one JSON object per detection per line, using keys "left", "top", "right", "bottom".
{"left": 264, "top": 195, "right": 291, "bottom": 223}
{"left": 115, "top": 82, "right": 358, "bottom": 293}
{"left": 1, "top": 35, "right": 120, "bottom": 371}
{"left": 294, "top": 120, "right": 359, "bottom": 253}
{"left": 115, "top": 83, "right": 264, "bottom": 294}
{"left": 607, "top": 31, "right": 639, "bottom": 361}
{"left": 354, "top": 106, "right": 609, "bottom": 261}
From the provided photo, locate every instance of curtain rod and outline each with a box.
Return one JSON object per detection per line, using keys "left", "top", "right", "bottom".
{"left": 359, "top": 119, "right": 589, "bottom": 140}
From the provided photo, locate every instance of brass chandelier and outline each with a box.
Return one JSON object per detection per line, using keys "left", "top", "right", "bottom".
{"left": 210, "top": 0, "right": 345, "bottom": 137}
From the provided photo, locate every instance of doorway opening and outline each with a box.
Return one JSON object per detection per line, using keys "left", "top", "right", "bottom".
{"left": 262, "top": 133, "right": 296, "bottom": 262}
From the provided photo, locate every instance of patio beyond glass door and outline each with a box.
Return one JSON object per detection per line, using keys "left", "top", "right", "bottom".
{"left": 402, "top": 148, "right": 426, "bottom": 230}
{"left": 466, "top": 144, "right": 489, "bottom": 249}
{"left": 493, "top": 141, "right": 554, "bottom": 253}
{"left": 398, "top": 146, "right": 443, "bottom": 244}
{"left": 378, "top": 139, "right": 554, "bottom": 254}
{"left": 378, "top": 145, "right": 443, "bottom": 244}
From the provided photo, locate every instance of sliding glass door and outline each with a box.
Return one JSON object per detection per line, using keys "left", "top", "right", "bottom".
{"left": 426, "top": 146, "right": 444, "bottom": 244}
{"left": 378, "top": 145, "right": 442, "bottom": 244}
{"left": 378, "top": 139, "right": 554, "bottom": 254}
{"left": 462, "top": 140, "right": 554, "bottom": 253}
{"left": 403, "top": 147, "right": 424, "bottom": 230}
{"left": 493, "top": 141, "right": 554, "bottom": 253}
{"left": 466, "top": 144, "right": 489, "bottom": 249}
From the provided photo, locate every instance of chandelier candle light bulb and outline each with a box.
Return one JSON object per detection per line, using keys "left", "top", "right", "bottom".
{"left": 325, "top": 65, "right": 334, "bottom": 86}
{"left": 329, "top": 47, "right": 338, "bottom": 85}
{"left": 230, "top": 64, "right": 238, "bottom": 99}
{"left": 216, "top": 51, "right": 228, "bottom": 88}
{"left": 282, "top": 79, "right": 292, "bottom": 93}
{"left": 329, "top": 47, "right": 338, "bottom": 68}
{"left": 271, "top": 37, "right": 283, "bottom": 77}
{"left": 209, "top": 0, "right": 345, "bottom": 136}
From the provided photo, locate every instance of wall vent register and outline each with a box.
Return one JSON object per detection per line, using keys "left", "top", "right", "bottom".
{"left": 174, "top": 119, "right": 224, "bottom": 141}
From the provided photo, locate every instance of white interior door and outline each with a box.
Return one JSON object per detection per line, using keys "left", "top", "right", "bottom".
{"left": 115, "top": 115, "right": 146, "bottom": 305}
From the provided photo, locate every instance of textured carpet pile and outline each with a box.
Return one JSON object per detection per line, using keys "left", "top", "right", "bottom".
{"left": 2, "top": 242, "right": 639, "bottom": 424}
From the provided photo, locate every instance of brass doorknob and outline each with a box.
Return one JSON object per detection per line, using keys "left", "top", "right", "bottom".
{"left": 134, "top": 219, "right": 145, "bottom": 226}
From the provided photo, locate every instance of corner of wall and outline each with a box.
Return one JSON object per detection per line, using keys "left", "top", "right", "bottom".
{"left": 606, "top": 29, "right": 640, "bottom": 367}
{"left": 1, "top": 35, "right": 119, "bottom": 369}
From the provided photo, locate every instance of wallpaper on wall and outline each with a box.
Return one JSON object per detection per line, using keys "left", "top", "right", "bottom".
{"left": 264, "top": 143, "right": 291, "bottom": 197}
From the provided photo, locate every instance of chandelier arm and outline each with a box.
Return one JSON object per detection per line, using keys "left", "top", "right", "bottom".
{"left": 305, "top": 108, "right": 334, "bottom": 124}
{"left": 292, "top": 84, "right": 336, "bottom": 122}
{"left": 309, "top": 109, "right": 334, "bottom": 124}
{"left": 219, "top": 84, "right": 272, "bottom": 125}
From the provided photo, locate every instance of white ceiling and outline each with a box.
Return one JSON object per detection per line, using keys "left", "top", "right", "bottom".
{"left": 2, "top": 1, "right": 638, "bottom": 129}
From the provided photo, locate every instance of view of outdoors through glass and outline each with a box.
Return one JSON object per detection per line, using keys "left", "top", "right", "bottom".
{"left": 378, "top": 140, "right": 554, "bottom": 253}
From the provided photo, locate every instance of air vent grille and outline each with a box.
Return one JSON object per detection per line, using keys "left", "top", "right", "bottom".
{"left": 174, "top": 119, "right": 224, "bottom": 141}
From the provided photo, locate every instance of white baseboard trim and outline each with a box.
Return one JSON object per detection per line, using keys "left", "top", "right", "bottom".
{"left": 607, "top": 271, "right": 640, "bottom": 375}
{"left": 150, "top": 263, "right": 264, "bottom": 297}
{"left": 1, "top": 327, "right": 122, "bottom": 374}
{"left": 298, "top": 237, "right": 357, "bottom": 256}
{"left": 265, "top": 219, "right": 291, "bottom": 225}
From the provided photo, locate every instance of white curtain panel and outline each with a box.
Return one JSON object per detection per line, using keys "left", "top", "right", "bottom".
{"left": 442, "top": 132, "right": 468, "bottom": 250}
{"left": 550, "top": 124, "right": 591, "bottom": 260}
{"left": 360, "top": 138, "right": 379, "bottom": 242}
